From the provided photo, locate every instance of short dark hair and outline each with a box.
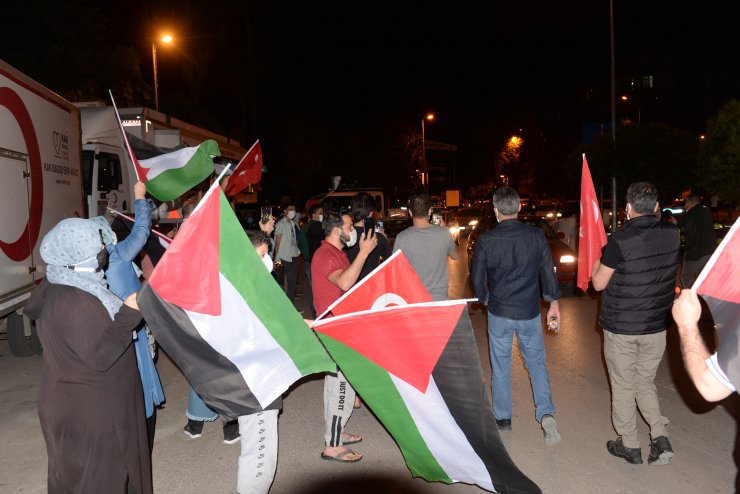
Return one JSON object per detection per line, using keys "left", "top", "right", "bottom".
{"left": 492, "top": 187, "right": 520, "bottom": 215}
{"left": 408, "top": 193, "right": 431, "bottom": 217}
{"left": 309, "top": 203, "right": 323, "bottom": 216}
{"left": 322, "top": 207, "right": 345, "bottom": 237}
{"left": 350, "top": 192, "right": 376, "bottom": 221}
{"left": 246, "top": 230, "right": 271, "bottom": 249}
{"left": 626, "top": 182, "right": 658, "bottom": 214}
{"left": 685, "top": 194, "right": 700, "bottom": 206}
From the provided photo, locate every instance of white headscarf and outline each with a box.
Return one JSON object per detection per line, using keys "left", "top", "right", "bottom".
{"left": 40, "top": 218, "right": 123, "bottom": 319}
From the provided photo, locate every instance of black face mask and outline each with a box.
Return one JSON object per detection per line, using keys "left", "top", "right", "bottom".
{"left": 96, "top": 248, "right": 109, "bottom": 272}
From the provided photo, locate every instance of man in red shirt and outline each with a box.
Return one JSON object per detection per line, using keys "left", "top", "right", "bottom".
{"left": 312, "top": 208, "right": 377, "bottom": 463}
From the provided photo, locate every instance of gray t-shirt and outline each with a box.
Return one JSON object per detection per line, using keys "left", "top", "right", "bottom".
{"left": 393, "top": 224, "right": 456, "bottom": 301}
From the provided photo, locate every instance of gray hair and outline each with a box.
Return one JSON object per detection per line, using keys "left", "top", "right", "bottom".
{"left": 492, "top": 187, "right": 520, "bottom": 216}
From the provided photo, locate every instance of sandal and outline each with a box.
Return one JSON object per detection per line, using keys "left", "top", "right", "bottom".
{"left": 320, "top": 448, "right": 363, "bottom": 463}
{"left": 341, "top": 432, "right": 362, "bottom": 445}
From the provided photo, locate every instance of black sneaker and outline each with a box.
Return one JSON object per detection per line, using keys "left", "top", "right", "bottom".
{"left": 223, "top": 419, "right": 241, "bottom": 444}
{"left": 606, "top": 437, "right": 643, "bottom": 464}
{"left": 495, "top": 418, "right": 512, "bottom": 431}
{"left": 647, "top": 436, "right": 674, "bottom": 465}
{"left": 183, "top": 419, "right": 204, "bottom": 439}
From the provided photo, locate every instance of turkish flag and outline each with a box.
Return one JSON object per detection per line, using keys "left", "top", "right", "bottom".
{"left": 577, "top": 154, "right": 607, "bottom": 292}
{"left": 224, "top": 140, "right": 263, "bottom": 197}
{"left": 319, "top": 250, "right": 432, "bottom": 319}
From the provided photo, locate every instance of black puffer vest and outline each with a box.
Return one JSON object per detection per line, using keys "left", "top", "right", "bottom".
{"left": 600, "top": 215, "right": 680, "bottom": 334}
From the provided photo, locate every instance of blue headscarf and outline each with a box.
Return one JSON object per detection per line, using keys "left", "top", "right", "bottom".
{"left": 40, "top": 218, "right": 123, "bottom": 319}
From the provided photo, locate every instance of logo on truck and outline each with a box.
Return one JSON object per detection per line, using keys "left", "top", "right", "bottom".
{"left": 0, "top": 87, "right": 43, "bottom": 262}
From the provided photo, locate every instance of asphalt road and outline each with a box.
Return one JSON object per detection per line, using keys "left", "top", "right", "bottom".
{"left": 0, "top": 240, "right": 737, "bottom": 493}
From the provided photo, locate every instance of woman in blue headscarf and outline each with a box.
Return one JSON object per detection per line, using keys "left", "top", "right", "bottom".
{"left": 25, "top": 217, "right": 152, "bottom": 494}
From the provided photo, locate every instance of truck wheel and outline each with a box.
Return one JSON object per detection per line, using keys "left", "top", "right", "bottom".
{"left": 7, "top": 313, "right": 42, "bottom": 357}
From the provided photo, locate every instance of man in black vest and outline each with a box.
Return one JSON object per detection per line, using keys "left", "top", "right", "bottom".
{"left": 592, "top": 182, "right": 680, "bottom": 466}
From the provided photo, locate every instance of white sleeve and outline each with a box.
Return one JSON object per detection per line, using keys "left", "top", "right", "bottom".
{"left": 706, "top": 353, "right": 736, "bottom": 392}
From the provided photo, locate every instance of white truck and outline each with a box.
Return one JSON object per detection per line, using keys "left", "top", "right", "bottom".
{"left": 1, "top": 59, "right": 249, "bottom": 356}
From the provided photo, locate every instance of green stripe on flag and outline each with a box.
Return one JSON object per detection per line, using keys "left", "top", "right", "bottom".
{"left": 217, "top": 193, "right": 334, "bottom": 375}
{"left": 318, "top": 332, "right": 451, "bottom": 483}
{"left": 146, "top": 140, "right": 218, "bottom": 201}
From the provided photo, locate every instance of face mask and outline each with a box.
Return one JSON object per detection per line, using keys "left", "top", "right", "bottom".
{"left": 67, "top": 248, "right": 108, "bottom": 273}
{"left": 287, "top": 210, "right": 296, "bottom": 220}
{"left": 261, "top": 254, "right": 274, "bottom": 272}
{"left": 318, "top": 214, "right": 323, "bottom": 222}
{"left": 344, "top": 228, "right": 358, "bottom": 247}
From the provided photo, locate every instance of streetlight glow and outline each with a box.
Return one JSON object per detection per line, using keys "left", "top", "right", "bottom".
{"left": 152, "top": 33, "right": 175, "bottom": 112}
{"left": 426, "top": 113, "right": 435, "bottom": 121}
{"left": 621, "top": 95, "right": 628, "bottom": 101}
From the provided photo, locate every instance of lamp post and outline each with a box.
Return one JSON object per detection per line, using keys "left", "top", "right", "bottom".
{"left": 421, "top": 113, "right": 434, "bottom": 193}
{"left": 152, "top": 34, "right": 173, "bottom": 112}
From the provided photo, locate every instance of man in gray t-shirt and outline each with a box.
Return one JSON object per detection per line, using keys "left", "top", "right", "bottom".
{"left": 393, "top": 193, "right": 458, "bottom": 301}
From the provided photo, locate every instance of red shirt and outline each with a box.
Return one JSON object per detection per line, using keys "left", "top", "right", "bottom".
{"left": 311, "top": 240, "right": 350, "bottom": 315}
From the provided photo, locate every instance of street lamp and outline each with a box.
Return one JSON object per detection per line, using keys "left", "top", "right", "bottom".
{"left": 421, "top": 113, "right": 434, "bottom": 192}
{"left": 152, "top": 34, "right": 173, "bottom": 112}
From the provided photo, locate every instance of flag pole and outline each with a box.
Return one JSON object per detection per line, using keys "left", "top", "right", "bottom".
{"left": 108, "top": 90, "right": 144, "bottom": 182}
{"left": 191, "top": 164, "right": 231, "bottom": 217}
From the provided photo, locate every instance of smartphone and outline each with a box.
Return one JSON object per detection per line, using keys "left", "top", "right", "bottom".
{"left": 363, "top": 217, "right": 375, "bottom": 237}
{"left": 260, "top": 206, "right": 272, "bottom": 224}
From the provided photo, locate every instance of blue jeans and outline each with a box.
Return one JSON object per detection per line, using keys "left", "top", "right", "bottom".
{"left": 186, "top": 386, "right": 219, "bottom": 422}
{"left": 488, "top": 313, "right": 556, "bottom": 423}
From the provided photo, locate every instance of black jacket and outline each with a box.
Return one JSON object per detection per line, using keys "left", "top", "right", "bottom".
{"left": 683, "top": 204, "right": 716, "bottom": 261}
{"left": 599, "top": 215, "right": 680, "bottom": 334}
{"left": 472, "top": 219, "right": 561, "bottom": 320}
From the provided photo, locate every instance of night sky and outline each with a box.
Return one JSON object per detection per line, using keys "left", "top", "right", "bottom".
{"left": 3, "top": 0, "right": 739, "bottom": 202}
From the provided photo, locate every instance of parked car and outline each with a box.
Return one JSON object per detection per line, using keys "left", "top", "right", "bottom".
{"left": 467, "top": 213, "right": 578, "bottom": 295}
{"left": 379, "top": 216, "right": 412, "bottom": 249}
{"left": 454, "top": 207, "right": 489, "bottom": 237}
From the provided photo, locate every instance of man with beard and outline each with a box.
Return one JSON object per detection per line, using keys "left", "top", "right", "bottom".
{"left": 311, "top": 208, "right": 377, "bottom": 463}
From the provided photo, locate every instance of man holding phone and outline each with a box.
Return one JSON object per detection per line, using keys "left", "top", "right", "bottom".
{"left": 346, "top": 192, "right": 391, "bottom": 281}
{"left": 312, "top": 208, "right": 377, "bottom": 463}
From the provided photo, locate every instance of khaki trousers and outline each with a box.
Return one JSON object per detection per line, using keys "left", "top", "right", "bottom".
{"left": 603, "top": 330, "right": 669, "bottom": 448}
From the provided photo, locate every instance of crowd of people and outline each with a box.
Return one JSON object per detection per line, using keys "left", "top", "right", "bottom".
{"left": 26, "top": 180, "right": 736, "bottom": 493}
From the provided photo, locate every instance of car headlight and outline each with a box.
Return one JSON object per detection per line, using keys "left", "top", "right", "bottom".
{"left": 546, "top": 212, "right": 554, "bottom": 218}
{"left": 559, "top": 255, "right": 575, "bottom": 264}
{"left": 556, "top": 212, "right": 562, "bottom": 218}
{"left": 449, "top": 226, "right": 459, "bottom": 234}
{"left": 468, "top": 219, "right": 478, "bottom": 226}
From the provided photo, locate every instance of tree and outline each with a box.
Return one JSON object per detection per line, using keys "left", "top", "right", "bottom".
{"left": 698, "top": 100, "right": 740, "bottom": 206}
{"left": 565, "top": 123, "right": 699, "bottom": 202}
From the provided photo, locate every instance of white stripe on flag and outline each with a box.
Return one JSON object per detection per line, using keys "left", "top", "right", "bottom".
{"left": 140, "top": 147, "right": 200, "bottom": 181}
{"left": 391, "top": 374, "right": 494, "bottom": 490}
{"left": 186, "top": 273, "right": 302, "bottom": 407}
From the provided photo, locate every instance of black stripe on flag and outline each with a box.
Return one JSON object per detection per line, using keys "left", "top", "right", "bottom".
{"left": 432, "top": 310, "right": 541, "bottom": 494}
{"left": 138, "top": 283, "right": 280, "bottom": 420}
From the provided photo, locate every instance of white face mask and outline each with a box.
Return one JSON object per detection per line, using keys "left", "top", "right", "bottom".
{"left": 318, "top": 214, "right": 323, "bottom": 222}
{"left": 261, "top": 254, "right": 274, "bottom": 272}
{"left": 344, "top": 228, "right": 358, "bottom": 247}
{"left": 287, "top": 210, "right": 296, "bottom": 220}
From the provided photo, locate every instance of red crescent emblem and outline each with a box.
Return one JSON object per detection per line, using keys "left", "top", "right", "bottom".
{"left": 0, "top": 87, "right": 43, "bottom": 261}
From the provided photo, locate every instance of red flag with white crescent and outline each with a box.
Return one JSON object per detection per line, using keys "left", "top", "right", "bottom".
{"left": 224, "top": 140, "right": 263, "bottom": 197}
{"left": 318, "top": 250, "right": 432, "bottom": 319}
{"left": 577, "top": 154, "right": 607, "bottom": 291}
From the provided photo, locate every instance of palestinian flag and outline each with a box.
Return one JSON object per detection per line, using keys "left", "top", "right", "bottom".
{"left": 109, "top": 91, "right": 216, "bottom": 201}
{"left": 137, "top": 186, "right": 334, "bottom": 419}
{"left": 313, "top": 301, "right": 540, "bottom": 493}
{"left": 320, "top": 250, "right": 432, "bottom": 318}
{"left": 695, "top": 217, "right": 740, "bottom": 390}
